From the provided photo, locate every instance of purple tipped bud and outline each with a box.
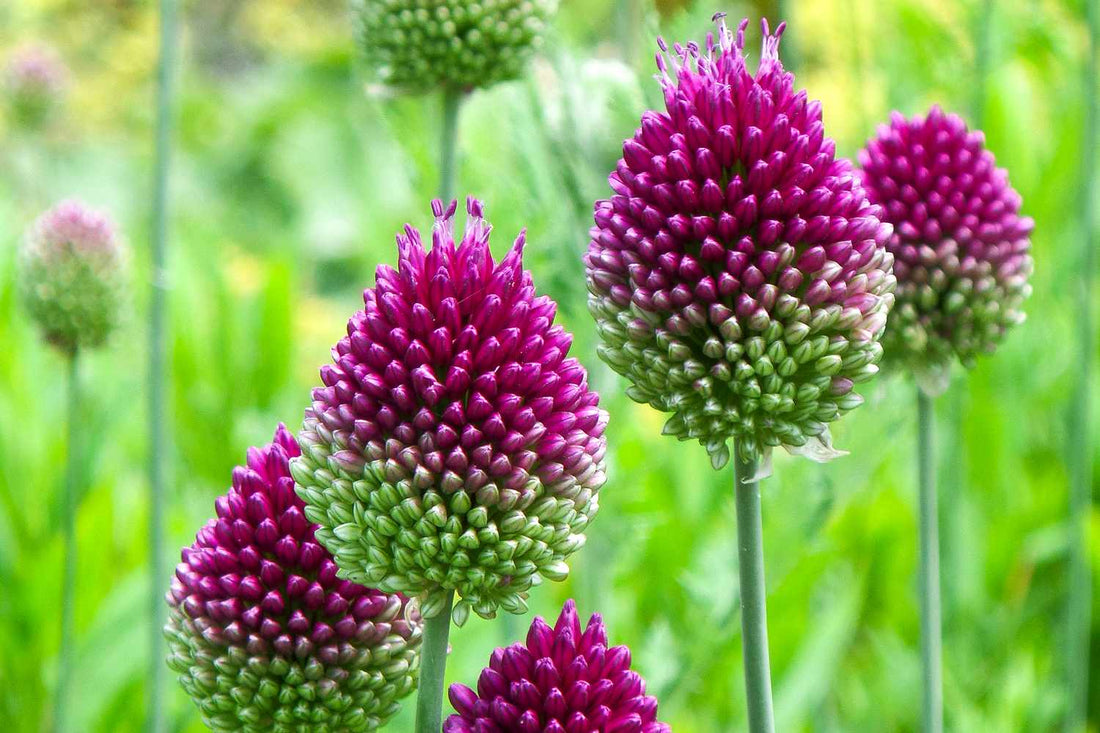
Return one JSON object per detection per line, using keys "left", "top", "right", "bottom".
{"left": 4, "top": 43, "right": 67, "bottom": 129}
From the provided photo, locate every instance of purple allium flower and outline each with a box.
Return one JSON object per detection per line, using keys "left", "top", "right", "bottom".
{"left": 444, "top": 599, "right": 669, "bottom": 733}
{"left": 165, "top": 425, "right": 422, "bottom": 731}
{"left": 585, "top": 16, "right": 896, "bottom": 468}
{"left": 4, "top": 43, "right": 67, "bottom": 128}
{"left": 858, "top": 106, "right": 1033, "bottom": 384}
{"left": 19, "top": 199, "right": 126, "bottom": 354}
{"left": 292, "top": 198, "right": 608, "bottom": 624}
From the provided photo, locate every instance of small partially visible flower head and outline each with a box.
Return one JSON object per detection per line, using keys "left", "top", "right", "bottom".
{"left": 4, "top": 43, "right": 67, "bottom": 128}
{"left": 445, "top": 599, "right": 670, "bottom": 733}
{"left": 292, "top": 198, "right": 608, "bottom": 624}
{"left": 19, "top": 200, "right": 126, "bottom": 354}
{"left": 586, "top": 16, "right": 895, "bottom": 467}
{"left": 166, "top": 425, "right": 422, "bottom": 732}
{"left": 356, "top": 0, "right": 557, "bottom": 93}
{"left": 858, "top": 106, "right": 1033, "bottom": 382}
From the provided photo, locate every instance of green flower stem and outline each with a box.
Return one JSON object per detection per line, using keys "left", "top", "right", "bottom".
{"left": 917, "top": 389, "right": 943, "bottom": 733}
{"left": 414, "top": 591, "right": 454, "bottom": 733}
{"left": 733, "top": 446, "right": 775, "bottom": 733}
{"left": 53, "top": 350, "right": 80, "bottom": 733}
{"left": 1067, "top": 1, "right": 1098, "bottom": 730}
{"left": 147, "top": 0, "right": 179, "bottom": 729}
{"left": 439, "top": 88, "right": 463, "bottom": 202}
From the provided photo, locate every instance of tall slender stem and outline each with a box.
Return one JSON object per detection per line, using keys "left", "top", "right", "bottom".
{"left": 917, "top": 389, "right": 943, "bottom": 733}
{"left": 147, "top": 0, "right": 179, "bottom": 729}
{"left": 53, "top": 351, "right": 80, "bottom": 733}
{"left": 733, "top": 446, "right": 775, "bottom": 733}
{"left": 439, "top": 88, "right": 462, "bottom": 203}
{"left": 414, "top": 592, "right": 454, "bottom": 733}
{"left": 1066, "top": 1, "right": 1098, "bottom": 730}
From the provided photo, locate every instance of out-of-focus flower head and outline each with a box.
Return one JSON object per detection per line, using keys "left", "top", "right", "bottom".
{"left": 292, "top": 198, "right": 608, "bottom": 624}
{"left": 445, "top": 599, "right": 670, "bottom": 733}
{"left": 585, "top": 16, "right": 896, "bottom": 468}
{"left": 166, "top": 425, "right": 422, "bottom": 731}
{"left": 355, "top": 0, "right": 557, "bottom": 93}
{"left": 4, "top": 43, "right": 67, "bottom": 129}
{"left": 858, "top": 106, "right": 1033, "bottom": 391}
{"left": 19, "top": 200, "right": 126, "bottom": 355}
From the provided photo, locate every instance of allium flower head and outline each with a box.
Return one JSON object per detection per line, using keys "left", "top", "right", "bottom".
{"left": 356, "top": 0, "right": 557, "bottom": 93}
{"left": 165, "top": 425, "right": 422, "bottom": 732}
{"left": 292, "top": 198, "right": 608, "bottom": 623}
{"left": 858, "top": 106, "right": 1033, "bottom": 386}
{"left": 19, "top": 200, "right": 126, "bottom": 355}
{"left": 445, "top": 599, "right": 669, "bottom": 733}
{"left": 4, "top": 43, "right": 67, "bottom": 128}
{"left": 585, "top": 16, "right": 896, "bottom": 468}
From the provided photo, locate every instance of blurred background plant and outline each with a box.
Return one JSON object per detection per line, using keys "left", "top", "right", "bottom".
{"left": 0, "top": 0, "right": 1096, "bottom": 731}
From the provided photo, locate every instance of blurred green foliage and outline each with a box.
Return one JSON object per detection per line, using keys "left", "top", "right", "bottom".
{"left": 1, "top": 0, "right": 1098, "bottom": 730}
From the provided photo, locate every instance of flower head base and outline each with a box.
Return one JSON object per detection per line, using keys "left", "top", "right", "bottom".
{"left": 585, "top": 17, "right": 895, "bottom": 468}
{"left": 356, "top": 0, "right": 557, "bottom": 93}
{"left": 292, "top": 198, "right": 607, "bottom": 624}
{"left": 445, "top": 599, "right": 669, "bottom": 733}
{"left": 858, "top": 106, "right": 1033, "bottom": 388}
{"left": 165, "top": 425, "right": 421, "bottom": 732}
{"left": 4, "top": 43, "right": 67, "bottom": 129}
{"left": 19, "top": 200, "right": 126, "bottom": 355}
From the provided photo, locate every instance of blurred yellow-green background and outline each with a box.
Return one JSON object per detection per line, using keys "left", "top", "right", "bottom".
{"left": 1, "top": 0, "right": 1098, "bottom": 730}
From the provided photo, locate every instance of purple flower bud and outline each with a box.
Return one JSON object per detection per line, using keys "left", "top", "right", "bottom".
{"left": 19, "top": 200, "right": 127, "bottom": 355}
{"left": 585, "top": 17, "right": 895, "bottom": 467}
{"left": 294, "top": 199, "right": 608, "bottom": 623}
{"left": 444, "top": 600, "right": 669, "bottom": 733}
{"left": 858, "top": 106, "right": 1033, "bottom": 380}
{"left": 165, "top": 425, "right": 422, "bottom": 730}
{"left": 4, "top": 43, "right": 67, "bottom": 129}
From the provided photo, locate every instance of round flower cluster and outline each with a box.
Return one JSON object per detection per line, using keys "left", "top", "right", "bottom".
{"left": 356, "top": 0, "right": 557, "bottom": 92}
{"left": 165, "top": 425, "right": 421, "bottom": 732}
{"left": 858, "top": 106, "right": 1033, "bottom": 382}
{"left": 292, "top": 199, "right": 607, "bottom": 623}
{"left": 4, "top": 43, "right": 67, "bottom": 129}
{"left": 585, "top": 17, "right": 895, "bottom": 467}
{"left": 445, "top": 599, "right": 669, "bottom": 733}
{"left": 19, "top": 200, "right": 126, "bottom": 355}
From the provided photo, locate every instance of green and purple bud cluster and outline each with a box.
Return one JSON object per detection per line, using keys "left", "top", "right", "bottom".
{"left": 292, "top": 199, "right": 608, "bottom": 624}
{"left": 166, "top": 425, "right": 422, "bottom": 731}
{"left": 19, "top": 200, "right": 126, "bottom": 355}
{"left": 356, "top": 0, "right": 557, "bottom": 93}
{"left": 859, "top": 106, "right": 1033, "bottom": 384}
{"left": 3, "top": 43, "right": 67, "bottom": 129}
{"left": 585, "top": 17, "right": 896, "bottom": 467}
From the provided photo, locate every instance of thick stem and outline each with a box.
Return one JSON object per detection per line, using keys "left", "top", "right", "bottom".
{"left": 414, "top": 592, "right": 454, "bottom": 733}
{"left": 917, "top": 390, "right": 943, "bottom": 733}
{"left": 53, "top": 351, "right": 80, "bottom": 733}
{"left": 147, "top": 0, "right": 179, "bottom": 730}
{"left": 1066, "top": 1, "right": 1098, "bottom": 730}
{"left": 733, "top": 447, "right": 775, "bottom": 733}
{"left": 439, "top": 89, "right": 462, "bottom": 202}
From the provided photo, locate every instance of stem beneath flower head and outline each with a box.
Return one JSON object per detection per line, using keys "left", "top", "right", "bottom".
{"left": 147, "top": 0, "right": 179, "bottom": 729}
{"left": 415, "top": 591, "right": 454, "bottom": 733}
{"left": 439, "top": 88, "right": 463, "bottom": 202}
{"left": 733, "top": 446, "right": 775, "bottom": 733}
{"left": 1066, "top": 1, "right": 1098, "bottom": 730}
{"left": 917, "top": 389, "right": 943, "bottom": 733}
{"left": 53, "top": 351, "right": 80, "bottom": 733}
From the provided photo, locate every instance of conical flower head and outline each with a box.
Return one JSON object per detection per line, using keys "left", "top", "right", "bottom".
{"left": 4, "top": 43, "right": 67, "bottom": 129}
{"left": 165, "top": 425, "right": 422, "bottom": 732}
{"left": 858, "top": 106, "right": 1033, "bottom": 386}
{"left": 585, "top": 16, "right": 896, "bottom": 468}
{"left": 445, "top": 599, "right": 670, "bottom": 733}
{"left": 19, "top": 200, "right": 126, "bottom": 355}
{"left": 292, "top": 198, "right": 608, "bottom": 624}
{"left": 356, "top": 0, "right": 557, "bottom": 93}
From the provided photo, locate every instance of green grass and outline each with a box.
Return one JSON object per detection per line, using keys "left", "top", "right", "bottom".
{"left": 0, "top": 0, "right": 1097, "bottom": 730}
